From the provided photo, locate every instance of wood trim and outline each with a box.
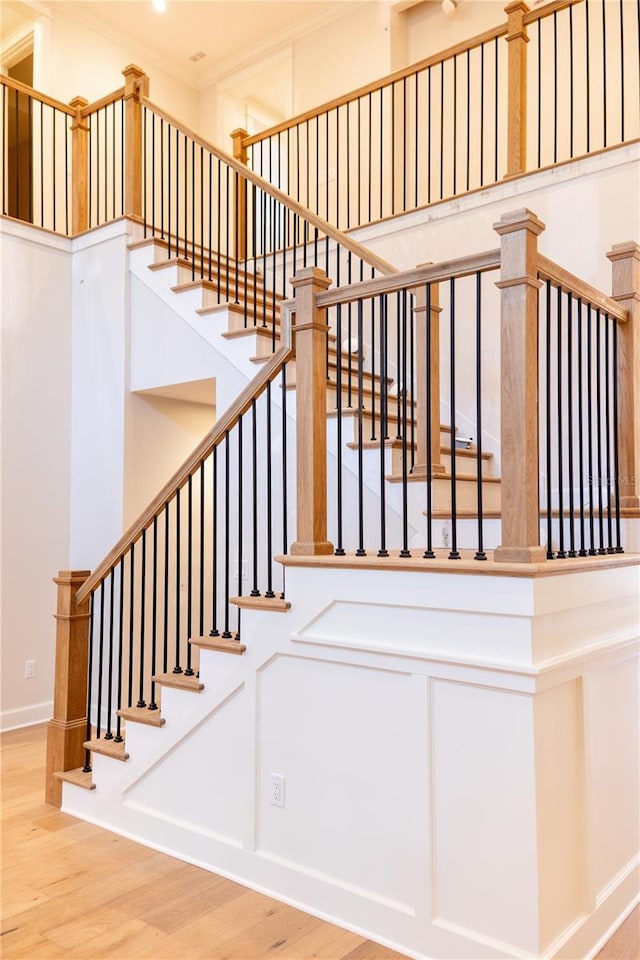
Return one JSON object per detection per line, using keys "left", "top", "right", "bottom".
{"left": 77, "top": 346, "right": 292, "bottom": 603}
{"left": 122, "top": 66, "right": 148, "bottom": 221}
{"left": 70, "top": 98, "right": 89, "bottom": 235}
{"left": 316, "top": 249, "right": 501, "bottom": 308}
{"left": 141, "top": 97, "right": 398, "bottom": 278}
{"left": 276, "top": 549, "right": 640, "bottom": 578}
{"left": 0, "top": 74, "right": 76, "bottom": 115}
{"left": 537, "top": 254, "right": 629, "bottom": 322}
{"left": 241, "top": 23, "right": 508, "bottom": 147}
{"left": 80, "top": 87, "right": 125, "bottom": 118}
{"left": 505, "top": 1, "right": 529, "bottom": 179}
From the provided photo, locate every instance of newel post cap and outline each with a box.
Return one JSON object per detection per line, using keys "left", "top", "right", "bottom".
{"left": 122, "top": 64, "right": 149, "bottom": 97}
{"left": 290, "top": 266, "right": 332, "bottom": 290}
{"left": 493, "top": 207, "right": 545, "bottom": 237}
{"left": 606, "top": 241, "right": 640, "bottom": 263}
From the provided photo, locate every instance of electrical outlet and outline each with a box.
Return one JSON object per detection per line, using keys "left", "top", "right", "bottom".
{"left": 269, "top": 773, "right": 285, "bottom": 808}
{"left": 25, "top": 660, "right": 36, "bottom": 679}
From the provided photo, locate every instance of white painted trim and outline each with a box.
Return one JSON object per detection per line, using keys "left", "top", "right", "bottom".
{"left": 0, "top": 216, "right": 71, "bottom": 252}
{"left": 1, "top": 27, "right": 34, "bottom": 71}
{"left": 0, "top": 701, "right": 52, "bottom": 732}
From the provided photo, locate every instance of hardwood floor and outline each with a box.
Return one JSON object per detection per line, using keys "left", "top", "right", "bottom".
{"left": 1, "top": 724, "right": 638, "bottom": 959}
{"left": 1, "top": 724, "right": 405, "bottom": 959}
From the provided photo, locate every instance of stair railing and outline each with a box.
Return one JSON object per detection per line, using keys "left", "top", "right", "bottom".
{"left": 287, "top": 208, "right": 635, "bottom": 564}
{"left": 237, "top": 0, "right": 640, "bottom": 231}
{"left": 66, "top": 326, "right": 293, "bottom": 776}
{"left": 137, "top": 96, "right": 397, "bottom": 353}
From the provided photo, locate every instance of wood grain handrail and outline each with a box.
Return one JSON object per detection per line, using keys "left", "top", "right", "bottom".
{"left": 80, "top": 87, "right": 125, "bottom": 118}
{"left": 523, "top": 0, "right": 583, "bottom": 27}
{"left": 537, "top": 254, "right": 629, "bottom": 322}
{"left": 142, "top": 98, "right": 398, "bottom": 279}
{"left": 316, "top": 249, "right": 501, "bottom": 308}
{"left": 241, "top": 23, "right": 508, "bottom": 148}
{"left": 0, "top": 74, "right": 76, "bottom": 116}
{"left": 77, "top": 343, "right": 293, "bottom": 603}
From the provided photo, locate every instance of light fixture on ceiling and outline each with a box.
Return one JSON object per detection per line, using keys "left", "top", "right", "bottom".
{"left": 442, "top": 0, "right": 457, "bottom": 15}
{"left": 153, "top": 0, "right": 167, "bottom": 12}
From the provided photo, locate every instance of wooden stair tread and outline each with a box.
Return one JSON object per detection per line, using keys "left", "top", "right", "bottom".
{"left": 152, "top": 672, "right": 205, "bottom": 691}
{"left": 386, "top": 470, "right": 501, "bottom": 484}
{"left": 53, "top": 767, "right": 95, "bottom": 790}
{"left": 189, "top": 635, "right": 246, "bottom": 654}
{"left": 230, "top": 595, "right": 291, "bottom": 612}
{"left": 117, "top": 706, "right": 166, "bottom": 727}
{"left": 83, "top": 738, "right": 129, "bottom": 761}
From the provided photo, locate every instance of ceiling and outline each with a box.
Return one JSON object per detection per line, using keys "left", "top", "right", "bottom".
{"left": 0, "top": 0, "right": 367, "bottom": 89}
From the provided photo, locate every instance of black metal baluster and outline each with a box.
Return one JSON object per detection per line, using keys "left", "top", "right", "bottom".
{"left": 475, "top": 272, "right": 487, "bottom": 560}
{"left": 160, "top": 117, "right": 164, "bottom": 238}
{"left": 619, "top": 0, "right": 625, "bottom": 142}
{"left": 265, "top": 383, "right": 276, "bottom": 594}
{"left": 586, "top": 0, "right": 591, "bottom": 153}
{"left": 494, "top": 37, "right": 499, "bottom": 183}
{"left": 545, "top": 280, "right": 554, "bottom": 557}
{"left": 41, "top": 103, "right": 45, "bottom": 227}
{"left": 553, "top": 11, "right": 558, "bottom": 164}
{"left": 427, "top": 66, "right": 432, "bottom": 204}
{"left": 237, "top": 417, "right": 243, "bottom": 636}
{"left": 96, "top": 581, "right": 105, "bottom": 737}
{"left": 335, "top": 304, "right": 345, "bottom": 555}
{"left": 65, "top": 110, "right": 69, "bottom": 233}
{"left": 210, "top": 447, "right": 219, "bottom": 636}
{"left": 400, "top": 291, "right": 411, "bottom": 558}
{"left": 567, "top": 292, "right": 576, "bottom": 556}
{"left": 440, "top": 61, "right": 445, "bottom": 199}
{"left": 356, "top": 299, "right": 366, "bottom": 556}
{"left": 612, "top": 318, "right": 623, "bottom": 552}
{"left": 137, "top": 529, "right": 147, "bottom": 704}
{"left": 282, "top": 364, "right": 289, "bottom": 561}
{"left": 414, "top": 72, "right": 419, "bottom": 207}
{"left": 577, "top": 298, "right": 587, "bottom": 556}
{"left": 199, "top": 463, "right": 205, "bottom": 638}
{"left": 183, "top": 135, "right": 188, "bottom": 258}
{"left": 556, "top": 286, "right": 566, "bottom": 557}
{"left": 587, "top": 304, "right": 596, "bottom": 554}
{"left": 185, "top": 474, "right": 194, "bottom": 674}
{"left": 466, "top": 48, "right": 471, "bottom": 192}
{"left": 149, "top": 517, "right": 158, "bottom": 709}
{"left": 167, "top": 124, "right": 172, "bottom": 259}
{"left": 480, "top": 43, "right": 485, "bottom": 185}
{"left": 453, "top": 55, "right": 458, "bottom": 196}
{"left": 114, "top": 557, "right": 125, "bottom": 742}
{"left": 604, "top": 314, "right": 614, "bottom": 551}
{"left": 379, "top": 88, "right": 384, "bottom": 219}
{"left": 251, "top": 399, "right": 260, "bottom": 597}
{"left": 83, "top": 592, "right": 95, "bottom": 771}
{"left": 222, "top": 432, "right": 232, "bottom": 637}
{"left": 96, "top": 107, "right": 100, "bottom": 226}
{"left": 104, "top": 570, "right": 115, "bottom": 738}
{"left": 147, "top": 108, "right": 151, "bottom": 235}
{"left": 378, "top": 296, "right": 389, "bottom": 557}
{"left": 602, "top": 0, "right": 608, "bottom": 147}
{"left": 368, "top": 94, "right": 372, "bottom": 224}
{"left": 163, "top": 503, "right": 169, "bottom": 672}
{"left": 449, "top": 278, "right": 460, "bottom": 559}
{"left": 174, "top": 488, "right": 182, "bottom": 671}
{"left": 596, "top": 308, "right": 606, "bottom": 553}
{"left": 569, "top": 4, "right": 575, "bottom": 157}
{"left": 128, "top": 544, "right": 135, "bottom": 704}
{"left": 424, "top": 285, "right": 435, "bottom": 559}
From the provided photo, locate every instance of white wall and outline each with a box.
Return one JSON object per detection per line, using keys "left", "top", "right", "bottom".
{"left": 0, "top": 220, "right": 72, "bottom": 730}
{"left": 405, "top": 1, "right": 505, "bottom": 65}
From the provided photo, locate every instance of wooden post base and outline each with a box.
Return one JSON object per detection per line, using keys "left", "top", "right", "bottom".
{"left": 45, "top": 719, "right": 87, "bottom": 806}
{"left": 290, "top": 541, "right": 335, "bottom": 556}
{"left": 494, "top": 545, "right": 548, "bottom": 564}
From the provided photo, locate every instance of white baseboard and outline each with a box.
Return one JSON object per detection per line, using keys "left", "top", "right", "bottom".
{"left": 0, "top": 701, "right": 52, "bottom": 732}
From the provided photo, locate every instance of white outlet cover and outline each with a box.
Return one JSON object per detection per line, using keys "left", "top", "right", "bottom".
{"left": 269, "top": 773, "right": 285, "bottom": 808}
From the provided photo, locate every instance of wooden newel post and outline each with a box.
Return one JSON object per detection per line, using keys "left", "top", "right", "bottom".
{"left": 290, "top": 267, "right": 334, "bottom": 555}
{"left": 504, "top": 0, "right": 529, "bottom": 179}
{"left": 231, "top": 128, "right": 249, "bottom": 263}
{"left": 414, "top": 277, "right": 445, "bottom": 478}
{"left": 45, "top": 570, "right": 91, "bottom": 806}
{"left": 494, "top": 208, "right": 546, "bottom": 563}
{"left": 69, "top": 97, "right": 89, "bottom": 234}
{"left": 122, "top": 64, "right": 149, "bottom": 221}
{"left": 607, "top": 241, "right": 640, "bottom": 508}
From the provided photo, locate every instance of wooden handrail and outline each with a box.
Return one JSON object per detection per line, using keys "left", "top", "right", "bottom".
{"left": 80, "top": 87, "right": 125, "bottom": 118}
{"left": 77, "top": 342, "right": 293, "bottom": 603}
{"left": 142, "top": 98, "right": 398, "bottom": 279}
{"left": 241, "top": 23, "right": 508, "bottom": 148}
{"left": 537, "top": 255, "right": 629, "bottom": 322}
{"left": 523, "top": 0, "right": 583, "bottom": 26}
{"left": 316, "top": 249, "right": 501, "bottom": 308}
{"left": 0, "top": 74, "right": 76, "bottom": 116}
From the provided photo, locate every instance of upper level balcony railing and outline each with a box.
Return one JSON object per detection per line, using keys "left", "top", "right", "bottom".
{"left": 234, "top": 0, "right": 640, "bottom": 231}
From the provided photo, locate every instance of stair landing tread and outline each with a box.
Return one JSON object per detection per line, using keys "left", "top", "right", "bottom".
{"left": 83, "top": 738, "right": 129, "bottom": 761}
{"left": 117, "top": 706, "right": 165, "bottom": 727}
{"left": 53, "top": 767, "right": 95, "bottom": 790}
{"left": 152, "top": 672, "right": 205, "bottom": 691}
{"left": 189, "top": 635, "right": 246, "bottom": 654}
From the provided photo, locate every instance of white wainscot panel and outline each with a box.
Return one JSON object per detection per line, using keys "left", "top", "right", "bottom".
{"left": 295, "top": 600, "right": 532, "bottom": 667}
{"left": 257, "top": 655, "right": 425, "bottom": 914}
{"left": 431, "top": 679, "right": 539, "bottom": 954}
{"left": 585, "top": 654, "right": 640, "bottom": 899}
{"left": 123, "top": 687, "right": 247, "bottom": 848}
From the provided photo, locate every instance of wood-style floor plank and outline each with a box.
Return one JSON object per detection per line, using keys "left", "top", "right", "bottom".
{"left": 1, "top": 724, "right": 408, "bottom": 960}
{"left": 2, "top": 724, "right": 638, "bottom": 960}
